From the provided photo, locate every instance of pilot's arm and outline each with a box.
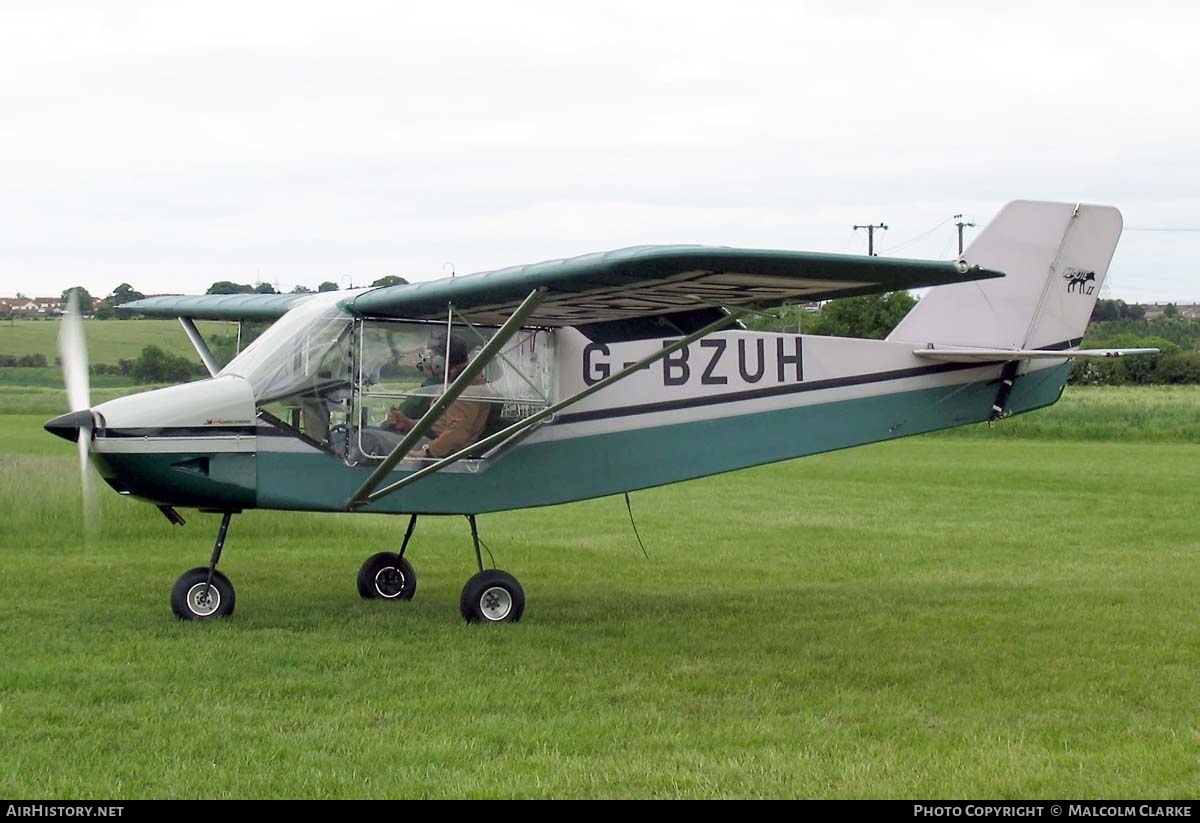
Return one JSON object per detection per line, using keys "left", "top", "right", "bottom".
{"left": 383, "top": 408, "right": 416, "bottom": 433}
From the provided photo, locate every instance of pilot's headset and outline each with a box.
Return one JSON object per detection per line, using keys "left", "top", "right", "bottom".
{"left": 419, "top": 334, "right": 472, "bottom": 379}
{"left": 416, "top": 345, "right": 445, "bottom": 378}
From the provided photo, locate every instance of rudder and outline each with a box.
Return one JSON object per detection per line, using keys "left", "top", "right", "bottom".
{"left": 887, "top": 201, "right": 1123, "bottom": 350}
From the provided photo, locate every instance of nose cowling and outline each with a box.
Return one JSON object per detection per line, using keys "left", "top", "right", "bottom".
{"left": 44, "top": 410, "right": 95, "bottom": 443}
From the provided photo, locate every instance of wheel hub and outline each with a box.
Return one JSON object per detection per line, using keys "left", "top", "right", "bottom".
{"left": 374, "top": 566, "right": 407, "bottom": 599}
{"left": 186, "top": 582, "right": 220, "bottom": 617}
{"left": 479, "top": 586, "right": 512, "bottom": 621}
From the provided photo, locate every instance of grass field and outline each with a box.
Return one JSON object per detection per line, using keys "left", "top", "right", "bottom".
{"left": 1, "top": 399, "right": 1197, "bottom": 798}
{"left": 0, "top": 319, "right": 236, "bottom": 364}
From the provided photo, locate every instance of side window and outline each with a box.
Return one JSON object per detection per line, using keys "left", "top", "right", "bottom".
{"left": 351, "top": 321, "right": 554, "bottom": 463}
{"left": 252, "top": 317, "right": 355, "bottom": 451}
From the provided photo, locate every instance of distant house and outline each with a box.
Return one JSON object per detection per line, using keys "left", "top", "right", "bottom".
{"left": 1141, "top": 303, "right": 1200, "bottom": 320}
{"left": 0, "top": 298, "right": 39, "bottom": 316}
{"left": 33, "top": 296, "right": 64, "bottom": 315}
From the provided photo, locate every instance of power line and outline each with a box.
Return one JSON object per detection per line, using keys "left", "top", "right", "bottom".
{"left": 853, "top": 222, "right": 888, "bottom": 256}
{"left": 878, "top": 216, "right": 952, "bottom": 254}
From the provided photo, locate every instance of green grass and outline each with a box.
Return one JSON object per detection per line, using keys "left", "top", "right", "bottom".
{"left": 0, "top": 319, "right": 236, "bottom": 364}
{"left": 0, "top": 385, "right": 172, "bottom": 416}
{"left": 0, "top": 414, "right": 1197, "bottom": 798}
{"left": 938, "top": 385, "right": 1200, "bottom": 443}
{"left": 0, "top": 367, "right": 139, "bottom": 389}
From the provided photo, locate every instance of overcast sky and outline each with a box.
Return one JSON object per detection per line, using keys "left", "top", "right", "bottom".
{"left": 2, "top": 1, "right": 1197, "bottom": 304}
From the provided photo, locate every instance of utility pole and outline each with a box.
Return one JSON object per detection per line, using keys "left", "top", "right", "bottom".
{"left": 853, "top": 222, "right": 887, "bottom": 256}
{"left": 953, "top": 214, "right": 976, "bottom": 255}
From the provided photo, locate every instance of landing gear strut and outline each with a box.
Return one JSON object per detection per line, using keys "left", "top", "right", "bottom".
{"left": 459, "top": 515, "right": 525, "bottom": 624}
{"left": 354, "top": 513, "right": 524, "bottom": 622}
{"left": 171, "top": 511, "right": 237, "bottom": 620}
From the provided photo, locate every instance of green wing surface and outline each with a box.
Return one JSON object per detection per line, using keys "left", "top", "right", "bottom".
{"left": 122, "top": 246, "right": 1002, "bottom": 325}
{"left": 348, "top": 246, "right": 1001, "bottom": 326}
{"left": 121, "top": 292, "right": 312, "bottom": 321}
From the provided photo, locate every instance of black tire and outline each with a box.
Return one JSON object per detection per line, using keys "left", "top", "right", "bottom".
{"left": 171, "top": 567, "right": 236, "bottom": 621}
{"left": 357, "top": 553, "right": 417, "bottom": 601}
{"left": 459, "top": 569, "right": 525, "bottom": 623}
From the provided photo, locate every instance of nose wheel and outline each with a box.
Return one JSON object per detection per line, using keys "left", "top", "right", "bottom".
{"left": 172, "top": 511, "right": 238, "bottom": 621}
{"left": 172, "top": 567, "right": 236, "bottom": 620}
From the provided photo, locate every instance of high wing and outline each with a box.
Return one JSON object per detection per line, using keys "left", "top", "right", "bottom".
{"left": 120, "top": 292, "right": 313, "bottom": 321}
{"left": 122, "top": 245, "right": 1001, "bottom": 327}
{"left": 346, "top": 245, "right": 1000, "bottom": 327}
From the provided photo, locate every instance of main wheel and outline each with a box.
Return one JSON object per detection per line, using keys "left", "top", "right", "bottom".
{"left": 171, "top": 567, "right": 236, "bottom": 621}
{"left": 357, "top": 553, "right": 417, "bottom": 601}
{"left": 459, "top": 569, "right": 525, "bottom": 623}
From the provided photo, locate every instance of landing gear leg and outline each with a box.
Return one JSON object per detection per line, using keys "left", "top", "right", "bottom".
{"left": 357, "top": 514, "right": 418, "bottom": 601}
{"left": 171, "top": 511, "right": 237, "bottom": 621}
{"left": 459, "top": 515, "right": 525, "bottom": 624}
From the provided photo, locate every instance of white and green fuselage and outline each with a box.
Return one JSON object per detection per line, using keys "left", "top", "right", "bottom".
{"left": 85, "top": 326, "right": 1070, "bottom": 515}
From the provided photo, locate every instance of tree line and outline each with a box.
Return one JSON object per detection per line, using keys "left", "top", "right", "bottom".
{"left": 9, "top": 276, "right": 411, "bottom": 321}
{"left": 749, "top": 294, "right": 1200, "bottom": 385}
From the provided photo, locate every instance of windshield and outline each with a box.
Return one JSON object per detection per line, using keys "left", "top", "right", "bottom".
{"left": 220, "top": 291, "right": 354, "bottom": 402}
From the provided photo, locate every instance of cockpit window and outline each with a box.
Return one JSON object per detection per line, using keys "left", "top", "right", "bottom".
{"left": 219, "top": 296, "right": 554, "bottom": 463}
{"left": 351, "top": 320, "right": 554, "bottom": 463}
{"left": 219, "top": 292, "right": 356, "bottom": 447}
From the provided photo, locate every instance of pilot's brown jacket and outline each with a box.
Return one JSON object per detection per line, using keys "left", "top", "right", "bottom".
{"left": 427, "top": 380, "right": 492, "bottom": 458}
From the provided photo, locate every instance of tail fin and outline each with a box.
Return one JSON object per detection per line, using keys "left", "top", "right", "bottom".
{"left": 887, "top": 201, "right": 1123, "bottom": 350}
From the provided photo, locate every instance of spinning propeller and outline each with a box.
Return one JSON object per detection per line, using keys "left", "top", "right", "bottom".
{"left": 44, "top": 292, "right": 99, "bottom": 535}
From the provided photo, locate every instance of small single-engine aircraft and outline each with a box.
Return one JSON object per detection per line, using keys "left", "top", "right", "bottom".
{"left": 46, "top": 200, "right": 1155, "bottom": 623}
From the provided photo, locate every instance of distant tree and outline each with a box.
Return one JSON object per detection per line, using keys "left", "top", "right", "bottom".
{"left": 254, "top": 283, "right": 278, "bottom": 294}
{"left": 371, "top": 275, "right": 408, "bottom": 288}
{"left": 132, "top": 345, "right": 201, "bottom": 383}
{"left": 1164, "top": 303, "right": 1179, "bottom": 318}
{"left": 108, "top": 283, "right": 145, "bottom": 305}
{"left": 1091, "top": 299, "right": 1119, "bottom": 322}
{"left": 206, "top": 281, "right": 255, "bottom": 295}
{"left": 317, "top": 282, "right": 339, "bottom": 293}
{"left": 61, "top": 286, "right": 95, "bottom": 313}
{"left": 761, "top": 292, "right": 917, "bottom": 339}
{"left": 290, "top": 285, "right": 314, "bottom": 294}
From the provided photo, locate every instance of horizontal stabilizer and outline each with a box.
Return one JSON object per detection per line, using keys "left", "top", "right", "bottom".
{"left": 913, "top": 346, "right": 1159, "bottom": 363}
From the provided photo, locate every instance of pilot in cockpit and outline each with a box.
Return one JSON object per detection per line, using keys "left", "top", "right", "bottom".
{"left": 373, "top": 332, "right": 496, "bottom": 459}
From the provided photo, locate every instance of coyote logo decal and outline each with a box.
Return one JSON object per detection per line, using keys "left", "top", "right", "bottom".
{"left": 1063, "top": 268, "right": 1096, "bottom": 295}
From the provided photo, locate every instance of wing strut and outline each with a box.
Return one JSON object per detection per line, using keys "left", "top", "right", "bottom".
{"left": 346, "top": 307, "right": 743, "bottom": 511}
{"left": 344, "top": 288, "right": 547, "bottom": 511}
{"left": 179, "top": 317, "right": 220, "bottom": 377}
